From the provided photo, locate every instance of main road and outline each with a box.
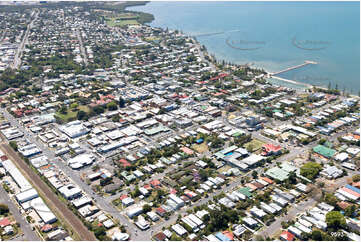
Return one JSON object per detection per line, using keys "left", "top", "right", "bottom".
{"left": 0, "top": 108, "right": 144, "bottom": 240}
{"left": 0, "top": 143, "right": 96, "bottom": 241}
{"left": 12, "top": 10, "right": 39, "bottom": 69}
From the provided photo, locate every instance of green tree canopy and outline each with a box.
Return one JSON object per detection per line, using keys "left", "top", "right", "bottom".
{"left": 0, "top": 204, "right": 9, "bottom": 215}
{"left": 77, "top": 110, "right": 88, "bottom": 120}
{"left": 300, "top": 162, "right": 322, "bottom": 179}
{"left": 326, "top": 211, "right": 346, "bottom": 229}
{"left": 142, "top": 204, "right": 152, "bottom": 213}
{"left": 106, "top": 101, "right": 118, "bottom": 111}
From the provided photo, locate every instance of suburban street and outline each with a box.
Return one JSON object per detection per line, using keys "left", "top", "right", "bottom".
{"left": 76, "top": 28, "right": 88, "bottom": 65}
{"left": 0, "top": 29, "right": 7, "bottom": 42}
{"left": 255, "top": 172, "right": 357, "bottom": 239}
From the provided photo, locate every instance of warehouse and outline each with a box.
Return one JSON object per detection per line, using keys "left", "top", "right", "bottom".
{"left": 30, "top": 197, "right": 57, "bottom": 224}
{"left": 58, "top": 184, "right": 82, "bottom": 200}
{"left": 18, "top": 144, "right": 41, "bottom": 157}
{"left": 1, "top": 127, "right": 23, "bottom": 140}
{"left": 15, "top": 188, "right": 39, "bottom": 203}
{"left": 67, "top": 154, "right": 95, "bottom": 169}
{"left": 2, "top": 159, "right": 32, "bottom": 192}
{"left": 59, "top": 120, "right": 89, "bottom": 138}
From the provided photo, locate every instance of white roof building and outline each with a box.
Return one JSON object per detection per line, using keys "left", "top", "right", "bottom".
{"left": 59, "top": 120, "right": 89, "bottom": 138}
{"left": 58, "top": 184, "right": 82, "bottom": 200}
{"left": 30, "top": 197, "right": 57, "bottom": 224}
{"left": 2, "top": 159, "right": 32, "bottom": 192}
{"left": 15, "top": 188, "right": 39, "bottom": 203}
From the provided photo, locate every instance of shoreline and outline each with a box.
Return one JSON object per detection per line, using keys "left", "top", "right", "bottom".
{"left": 125, "top": 2, "right": 359, "bottom": 98}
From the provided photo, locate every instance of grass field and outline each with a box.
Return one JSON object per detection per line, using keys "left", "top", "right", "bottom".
{"left": 55, "top": 105, "right": 90, "bottom": 123}
{"left": 145, "top": 36, "right": 161, "bottom": 42}
{"left": 244, "top": 139, "right": 266, "bottom": 152}
{"left": 192, "top": 143, "right": 209, "bottom": 153}
{"left": 105, "top": 14, "right": 139, "bottom": 27}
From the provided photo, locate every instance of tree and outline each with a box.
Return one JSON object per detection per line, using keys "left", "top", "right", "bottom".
{"left": 318, "top": 138, "right": 326, "bottom": 145}
{"left": 0, "top": 203, "right": 9, "bottom": 215}
{"left": 9, "top": 141, "right": 18, "bottom": 151}
{"left": 246, "top": 144, "right": 254, "bottom": 153}
{"left": 112, "top": 115, "right": 120, "bottom": 122}
{"left": 344, "top": 205, "right": 357, "bottom": 217}
{"left": 106, "top": 101, "right": 118, "bottom": 111}
{"left": 92, "top": 105, "right": 105, "bottom": 114}
{"left": 70, "top": 102, "right": 78, "bottom": 109}
{"left": 118, "top": 97, "right": 125, "bottom": 108}
{"left": 199, "top": 169, "right": 208, "bottom": 181}
{"left": 300, "top": 162, "right": 322, "bottom": 180}
{"left": 77, "top": 110, "right": 87, "bottom": 120}
{"left": 311, "top": 230, "right": 322, "bottom": 240}
{"left": 59, "top": 105, "right": 67, "bottom": 114}
{"left": 252, "top": 170, "right": 258, "bottom": 179}
{"left": 94, "top": 226, "right": 106, "bottom": 239}
{"left": 323, "top": 193, "right": 338, "bottom": 207}
{"left": 170, "top": 233, "right": 182, "bottom": 241}
{"left": 142, "top": 204, "right": 152, "bottom": 213}
{"left": 352, "top": 174, "right": 360, "bottom": 182}
{"left": 92, "top": 164, "right": 100, "bottom": 172}
{"left": 326, "top": 211, "right": 346, "bottom": 229}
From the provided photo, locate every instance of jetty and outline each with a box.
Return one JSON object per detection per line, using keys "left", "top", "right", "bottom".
{"left": 269, "top": 60, "right": 317, "bottom": 76}
{"left": 192, "top": 29, "right": 240, "bottom": 38}
{"left": 265, "top": 60, "right": 318, "bottom": 88}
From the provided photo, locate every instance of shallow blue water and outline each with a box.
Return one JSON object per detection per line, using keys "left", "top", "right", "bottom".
{"left": 128, "top": 1, "right": 360, "bottom": 94}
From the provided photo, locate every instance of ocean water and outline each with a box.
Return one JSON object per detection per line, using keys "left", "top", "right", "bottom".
{"left": 128, "top": 1, "right": 360, "bottom": 94}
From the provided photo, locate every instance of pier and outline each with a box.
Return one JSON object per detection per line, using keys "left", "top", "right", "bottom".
{"left": 192, "top": 29, "right": 240, "bottom": 38}
{"left": 269, "top": 60, "right": 318, "bottom": 76}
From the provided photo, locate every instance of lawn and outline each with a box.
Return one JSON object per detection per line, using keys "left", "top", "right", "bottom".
{"left": 55, "top": 105, "right": 90, "bottom": 123}
{"left": 145, "top": 36, "right": 161, "bottom": 42}
{"left": 105, "top": 14, "right": 139, "bottom": 27}
{"left": 112, "top": 198, "right": 123, "bottom": 210}
{"left": 217, "top": 165, "right": 232, "bottom": 173}
{"left": 243, "top": 139, "right": 266, "bottom": 152}
{"left": 192, "top": 142, "right": 209, "bottom": 153}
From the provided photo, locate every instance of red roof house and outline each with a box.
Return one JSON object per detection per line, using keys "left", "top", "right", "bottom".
{"left": 144, "top": 184, "right": 152, "bottom": 190}
{"left": 180, "top": 146, "right": 194, "bottom": 155}
{"left": 260, "top": 177, "right": 274, "bottom": 184}
{"left": 280, "top": 231, "right": 295, "bottom": 241}
{"left": 154, "top": 232, "right": 167, "bottom": 241}
{"left": 352, "top": 181, "right": 360, "bottom": 188}
{"left": 222, "top": 231, "right": 234, "bottom": 241}
{"left": 150, "top": 179, "right": 161, "bottom": 188}
{"left": 41, "top": 224, "right": 53, "bottom": 232}
{"left": 117, "top": 159, "right": 131, "bottom": 168}
{"left": 0, "top": 218, "right": 11, "bottom": 227}
{"left": 262, "top": 144, "right": 282, "bottom": 156}
{"left": 156, "top": 207, "right": 166, "bottom": 217}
